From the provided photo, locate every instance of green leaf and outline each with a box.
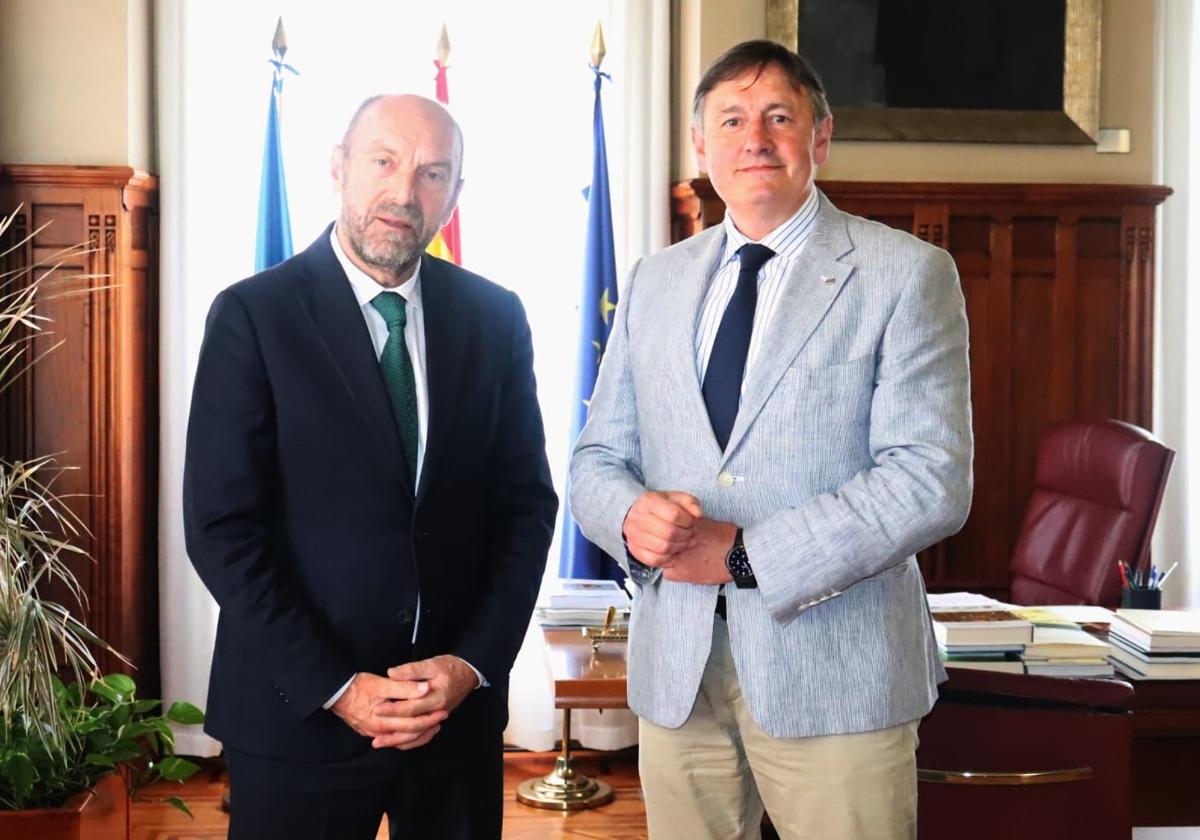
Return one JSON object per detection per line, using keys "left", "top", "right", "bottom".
{"left": 105, "top": 746, "right": 144, "bottom": 764}
{"left": 63, "top": 682, "right": 84, "bottom": 708}
{"left": 157, "top": 756, "right": 201, "bottom": 781}
{"left": 4, "top": 753, "right": 36, "bottom": 801}
{"left": 86, "top": 732, "right": 115, "bottom": 753}
{"left": 90, "top": 680, "right": 122, "bottom": 704}
{"left": 85, "top": 753, "right": 116, "bottom": 768}
{"left": 166, "top": 702, "right": 205, "bottom": 726}
{"left": 112, "top": 703, "right": 132, "bottom": 727}
{"left": 120, "top": 721, "right": 157, "bottom": 740}
{"left": 164, "top": 796, "right": 193, "bottom": 818}
{"left": 133, "top": 699, "right": 162, "bottom": 714}
{"left": 75, "top": 717, "right": 104, "bottom": 735}
{"left": 101, "top": 673, "right": 137, "bottom": 697}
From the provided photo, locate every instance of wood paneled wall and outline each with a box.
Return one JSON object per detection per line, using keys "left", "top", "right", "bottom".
{"left": 0, "top": 165, "right": 159, "bottom": 687}
{"left": 672, "top": 179, "right": 1171, "bottom": 598}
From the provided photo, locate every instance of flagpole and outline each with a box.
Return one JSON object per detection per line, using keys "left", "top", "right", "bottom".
{"left": 557, "top": 21, "right": 623, "bottom": 584}
{"left": 254, "top": 17, "right": 297, "bottom": 272}
{"left": 426, "top": 23, "right": 463, "bottom": 265}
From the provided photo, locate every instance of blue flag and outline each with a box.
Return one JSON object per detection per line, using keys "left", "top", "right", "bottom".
{"left": 254, "top": 67, "right": 294, "bottom": 272}
{"left": 559, "top": 67, "right": 624, "bottom": 582}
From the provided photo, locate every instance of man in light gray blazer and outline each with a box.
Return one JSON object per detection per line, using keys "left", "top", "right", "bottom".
{"left": 569, "top": 40, "right": 972, "bottom": 839}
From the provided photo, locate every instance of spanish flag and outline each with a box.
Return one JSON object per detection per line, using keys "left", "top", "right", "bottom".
{"left": 426, "top": 24, "right": 462, "bottom": 265}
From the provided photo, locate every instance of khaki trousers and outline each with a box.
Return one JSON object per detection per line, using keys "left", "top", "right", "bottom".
{"left": 638, "top": 617, "right": 919, "bottom": 840}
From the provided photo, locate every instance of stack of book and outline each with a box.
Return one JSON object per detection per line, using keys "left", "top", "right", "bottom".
{"left": 534, "top": 578, "right": 631, "bottom": 627}
{"left": 931, "top": 608, "right": 1033, "bottom": 673}
{"left": 1012, "top": 607, "right": 1114, "bottom": 677}
{"left": 1108, "top": 609, "right": 1200, "bottom": 679}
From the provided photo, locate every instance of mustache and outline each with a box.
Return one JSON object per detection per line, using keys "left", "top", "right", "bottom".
{"left": 373, "top": 203, "right": 424, "bottom": 229}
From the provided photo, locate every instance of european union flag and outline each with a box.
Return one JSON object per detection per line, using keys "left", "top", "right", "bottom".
{"left": 254, "top": 55, "right": 295, "bottom": 272}
{"left": 559, "top": 66, "right": 623, "bottom": 582}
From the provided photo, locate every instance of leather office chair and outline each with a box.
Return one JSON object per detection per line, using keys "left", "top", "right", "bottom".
{"left": 1009, "top": 419, "right": 1174, "bottom": 608}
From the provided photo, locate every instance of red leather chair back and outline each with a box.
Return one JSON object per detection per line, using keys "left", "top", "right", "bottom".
{"left": 1009, "top": 420, "right": 1174, "bottom": 607}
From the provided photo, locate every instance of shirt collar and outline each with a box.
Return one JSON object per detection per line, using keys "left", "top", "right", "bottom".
{"left": 330, "top": 225, "right": 423, "bottom": 311}
{"left": 720, "top": 187, "right": 820, "bottom": 267}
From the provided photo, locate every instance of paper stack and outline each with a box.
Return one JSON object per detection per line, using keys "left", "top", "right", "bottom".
{"left": 1012, "top": 607, "right": 1114, "bottom": 677}
{"left": 535, "top": 578, "right": 630, "bottom": 627}
{"left": 1109, "top": 609, "right": 1200, "bottom": 679}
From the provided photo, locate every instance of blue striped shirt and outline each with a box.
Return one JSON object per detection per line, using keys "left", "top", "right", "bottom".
{"left": 695, "top": 189, "right": 821, "bottom": 386}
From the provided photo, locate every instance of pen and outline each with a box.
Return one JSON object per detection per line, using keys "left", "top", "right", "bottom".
{"left": 1118, "top": 561, "right": 1128, "bottom": 588}
{"left": 1156, "top": 562, "right": 1179, "bottom": 589}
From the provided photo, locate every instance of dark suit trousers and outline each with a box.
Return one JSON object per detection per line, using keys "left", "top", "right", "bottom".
{"left": 225, "top": 731, "right": 503, "bottom": 840}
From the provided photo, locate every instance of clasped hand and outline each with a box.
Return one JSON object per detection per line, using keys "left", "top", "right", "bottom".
{"left": 622, "top": 491, "right": 737, "bottom": 584}
{"left": 331, "top": 655, "right": 478, "bottom": 750}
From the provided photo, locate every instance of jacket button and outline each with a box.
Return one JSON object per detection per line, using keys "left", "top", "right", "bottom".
{"left": 718, "top": 471, "right": 735, "bottom": 488}
{"left": 397, "top": 608, "right": 414, "bottom": 624}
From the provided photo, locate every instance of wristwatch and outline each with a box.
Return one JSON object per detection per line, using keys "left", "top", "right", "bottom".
{"left": 725, "top": 528, "right": 757, "bottom": 589}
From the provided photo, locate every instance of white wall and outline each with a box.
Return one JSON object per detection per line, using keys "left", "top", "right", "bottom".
{"left": 0, "top": 0, "right": 154, "bottom": 168}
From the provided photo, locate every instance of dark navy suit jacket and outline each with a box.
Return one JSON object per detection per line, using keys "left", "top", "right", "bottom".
{"left": 183, "top": 227, "right": 557, "bottom": 762}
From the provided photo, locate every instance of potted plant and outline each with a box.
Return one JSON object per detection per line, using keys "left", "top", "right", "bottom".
{"left": 0, "top": 207, "right": 204, "bottom": 839}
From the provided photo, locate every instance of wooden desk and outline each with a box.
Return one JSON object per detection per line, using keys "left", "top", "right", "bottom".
{"left": 918, "top": 668, "right": 1135, "bottom": 840}
{"left": 1129, "top": 679, "right": 1200, "bottom": 826}
{"left": 927, "top": 668, "right": 1200, "bottom": 831}
{"left": 542, "top": 628, "right": 628, "bottom": 710}
{"left": 527, "top": 630, "right": 1200, "bottom": 827}
{"left": 514, "top": 629, "right": 629, "bottom": 811}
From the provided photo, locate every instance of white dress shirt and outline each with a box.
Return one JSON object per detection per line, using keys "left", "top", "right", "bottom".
{"left": 331, "top": 227, "right": 430, "bottom": 482}
{"left": 323, "top": 227, "right": 483, "bottom": 708}
{"left": 694, "top": 187, "right": 821, "bottom": 384}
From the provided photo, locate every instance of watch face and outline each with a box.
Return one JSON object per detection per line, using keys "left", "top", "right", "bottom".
{"left": 727, "top": 546, "right": 752, "bottom": 579}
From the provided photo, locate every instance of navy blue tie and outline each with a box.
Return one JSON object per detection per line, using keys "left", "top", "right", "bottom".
{"left": 702, "top": 243, "right": 776, "bottom": 451}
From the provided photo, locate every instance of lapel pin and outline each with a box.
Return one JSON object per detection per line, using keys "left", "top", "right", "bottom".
{"left": 822, "top": 275, "right": 836, "bottom": 285}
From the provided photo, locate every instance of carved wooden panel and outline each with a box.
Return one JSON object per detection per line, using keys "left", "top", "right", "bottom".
{"left": 671, "top": 179, "right": 1170, "bottom": 598}
{"left": 0, "top": 166, "right": 159, "bottom": 688}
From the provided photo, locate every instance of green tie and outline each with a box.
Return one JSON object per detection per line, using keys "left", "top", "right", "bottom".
{"left": 370, "top": 292, "right": 419, "bottom": 480}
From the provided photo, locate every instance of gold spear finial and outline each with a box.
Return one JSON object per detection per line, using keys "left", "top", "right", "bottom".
{"left": 272, "top": 17, "right": 287, "bottom": 61}
{"left": 436, "top": 23, "right": 451, "bottom": 65}
{"left": 590, "top": 21, "right": 606, "bottom": 68}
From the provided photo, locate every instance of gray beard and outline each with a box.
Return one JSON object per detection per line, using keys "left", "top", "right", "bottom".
{"left": 341, "top": 204, "right": 427, "bottom": 275}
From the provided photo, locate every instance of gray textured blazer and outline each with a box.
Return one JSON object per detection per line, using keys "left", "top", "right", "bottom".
{"left": 568, "top": 191, "right": 973, "bottom": 738}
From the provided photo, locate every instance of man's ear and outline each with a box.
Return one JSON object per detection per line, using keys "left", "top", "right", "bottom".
{"left": 330, "top": 145, "right": 345, "bottom": 192}
{"left": 441, "top": 178, "right": 465, "bottom": 229}
{"left": 812, "top": 116, "right": 833, "bottom": 167}
{"left": 691, "top": 123, "right": 707, "bottom": 174}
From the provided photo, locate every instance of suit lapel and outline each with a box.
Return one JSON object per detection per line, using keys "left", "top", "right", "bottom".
{"left": 667, "top": 228, "right": 727, "bottom": 459}
{"left": 291, "top": 228, "right": 413, "bottom": 494}
{"left": 414, "top": 256, "right": 470, "bottom": 506}
{"left": 721, "top": 199, "right": 856, "bottom": 461}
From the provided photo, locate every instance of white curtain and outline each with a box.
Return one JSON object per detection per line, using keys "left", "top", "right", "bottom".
{"left": 1153, "top": 0, "right": 1200, "bottom": 610}
{"left": 156, "top": 0, "right": 221, "bottom": 757}
{"left": 155, "top": 0, "right": 668, "bottom": 756}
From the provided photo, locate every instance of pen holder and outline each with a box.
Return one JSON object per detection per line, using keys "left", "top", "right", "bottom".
{"left": 1120, "top": 587, "right": 1162, "bottom": 609}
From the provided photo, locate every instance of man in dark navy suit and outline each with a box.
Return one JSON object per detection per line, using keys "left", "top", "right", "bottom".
{"left": 183, "top": 94, "right": 557, "bottom": 839}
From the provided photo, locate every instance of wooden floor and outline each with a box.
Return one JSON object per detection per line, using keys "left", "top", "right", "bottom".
{"left": 131, "top": 750, "right": 648, "bottom": 840}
